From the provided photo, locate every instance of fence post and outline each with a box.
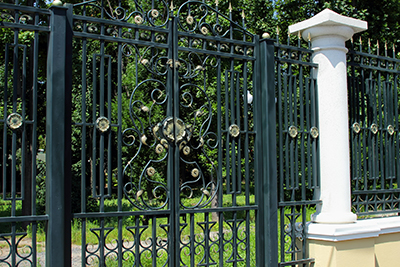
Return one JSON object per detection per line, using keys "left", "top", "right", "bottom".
{"left": 256, "top": 37, "right": 278, "bottom": 266}
{"left": 45, "top": 4, "right": 72, "bottom": 267}
{"left": 289, "top": 9, "right": 367, "bottom": 224}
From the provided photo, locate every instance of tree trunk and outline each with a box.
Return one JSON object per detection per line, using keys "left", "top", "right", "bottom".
{"left": 211, "top": 183, "right": 219, "bottom": 222}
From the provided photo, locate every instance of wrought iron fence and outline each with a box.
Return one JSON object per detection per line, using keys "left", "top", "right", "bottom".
{"left": 348, "top": 39, "right": 400, "bottom": 216}
{"left": 274, "top": 34, "right": 320, "bottom": 266}
{"left": 0, "top": 1, "right": 321, "bottom": 266}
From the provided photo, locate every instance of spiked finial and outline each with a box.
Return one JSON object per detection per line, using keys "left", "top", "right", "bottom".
{"left": 368, "top": 38, "right": 371, "bottom": 47}
{"left": 359, "top": 36, "right": 362, "bottom": 44}
{"left": 228, "top": 2, "right": 232, "bottom": 12}
{"left": 241, "top": 9, "right": 245, "bottom": 19}
{"left": 307, "top": 32, "right": 311, "bottom": 42}
{"left": 170, "top": 0, "right": 174, "bottom": 12}
{"left": 276, "top": 27, "right": 280, "bottom": 36}
{"left": 377, "top": 40, "right": 379, "bottom": 49}
{"left": 298, "top": 31, "right": 301, "bottom": 39}
{"left": 215, "top": 0, "right": 218, "bottom": 6}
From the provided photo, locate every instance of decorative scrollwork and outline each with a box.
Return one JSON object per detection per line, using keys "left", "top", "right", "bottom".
{"left": 86, "top": 227, "right": 115, "bottom": 265}
{"left": 155, "top": 144, "right": 164, "bottom": 154}
{"left": 73, "top": 0, "right": 170, "bottom": 27}
{"left": 134, "top": 14, "right": 143, "bottom": 24}
{"left": 0, "top": 233, "right": 33, "bottom": 266}
{"left": 186, "top": 15, "right": 194, "bottom": 25}
{"left": 310, "top": 127, "right": 319, "bottom": 139}
{"left": 191, "top": 168, "right": 199, "bottom": 178}
{"left": 19, "top": 14, "right": 33, "bottom": 24}
{"left": 229, "top": 124, "right": 240, "bottom": 138}
{"left": 182, "top": 146, "right": 190, "bottom": 155}
{"left": 0, "top": 11, "right": 15, "bottom": 23}
{"left": 96, "top": 116, "right": 110, "bottom": 132}
{"left": 370, "top": 123, "right": 378, "bottom": 134}
{"left": 352, "top": 122, "right": 361, "bottom": 134}
{"left": 162, "top": 117, "right": 187, "bottom": 142}
{"left": 200, "top": 26, "right": 209, "bottom": 35}
{"left": 288, "top": 126, "right": 298, "bottom": 138}
{"left": 285, "top": 222, "right": 304, "bottom": 241}
{"left": 176, "top": 1, "right": 253, "bottom": 40}
{"left": 7, "top": 113, "right": 23, "bottom": 130}
{"left": 151, "top": 9, "right": 159, "bottom": 18}
{"left": 146, "top": 167, "right": 156, "bottom": 177}
{"left": 387, "top": 125, "right": 395, "bottom": 135}
{"left": 176, "top": 52, "right": 218, "bottom": 79}
{"left": 123, "top": 159, "right": 169, "bottom": 210}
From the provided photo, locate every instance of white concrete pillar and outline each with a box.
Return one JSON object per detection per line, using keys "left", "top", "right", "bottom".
{"left": 289, "top": 9, "right": 367, "bottom": 223}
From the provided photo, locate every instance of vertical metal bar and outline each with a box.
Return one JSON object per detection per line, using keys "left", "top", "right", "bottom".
{"left": 165, "top": 16, "right": 174, "bottom": 265}
{"left": 216, "top": 45, "right": 224, "bottom": 267}
{"left": 152, "top": 216, "right": 157, "bottom": 266}
{"left": 171, "top": 16, "right": 180, "bottom": 267}
{"left": 204, "top": 213, "right": 210, "bottom": 265}
{"left": 31, "top": 11, "right": 40, "bottom": 266}
{"left": 190, "top": 213, "right": 195, "bottom": 266}
{"left": 117, "top": 23, "right": 123, "bottom": 267}
{"left": 246, "top": 210, "right": 250, "bottom": 267}
{"left": 306, "top": 78, "right": 312, "bottom": 188}
{"left": 299, "top": 62, "right": 306, "bottom": 201}
{"left": 394, "top": 71, "right": 400, "bottom": 188}
{"left": 235, "top": 71, "right": 241, "bottom": 194}
{"left": 45, "top": 5, "right": 72, "bottom": 267}
{"left": 225, "top": 69, "right": 231, "bottom": 194}
{"left": 80, "top": 14, "right": 88, "bottom": 267}
{"left": 107, "top": 56, "right": 112, "bottom": 196}
{"left": 230, "top": 68, "right": 237, "bottom": 201}
{"left": 99, "top": 40, "right": 105, "bottom": 206}
{"left": 2, "top": 44, "right": 9, "bottom": 199}
{"left": 135, "top": 216, "right": 140, "bottom": 266}
{"left": 21, "top": 46, "right": 27, "bottom": 199}
{"left": 242, "top": 59, "right": 250, "bottom": 204}
{"left": 92, "top": 54, "right": 98, "bottom": 198}
{"left": 311, "top": 76, "right": 319, "bottom": 189}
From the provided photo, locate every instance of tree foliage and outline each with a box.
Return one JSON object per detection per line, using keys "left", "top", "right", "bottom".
{"left": 1, "top": 0, "right": 399, "bottom": 219}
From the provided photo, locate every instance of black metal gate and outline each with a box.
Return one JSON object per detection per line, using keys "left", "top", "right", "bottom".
{"left": 65, "top": 1, "right": 276, "bottom": 266}
{"left": 0, "top": 1, "right": 285, "bottom": 266}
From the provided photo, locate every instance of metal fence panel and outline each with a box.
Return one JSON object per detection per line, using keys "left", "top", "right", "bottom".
{"left": 274, "top": 35, "right": 319, "bottom": 266}
{"left": 0, "top": 2, "right": 50, "bottom": 266}
{"left": 348, "top": 41, "right": 400, "bottom": 216}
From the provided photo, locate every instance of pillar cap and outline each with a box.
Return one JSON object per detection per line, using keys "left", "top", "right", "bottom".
{"left": 307, "top": 217, "right": 400, "bottom": 242}
{"left": 288, "top": 9, "right": 367, "bottom": 41}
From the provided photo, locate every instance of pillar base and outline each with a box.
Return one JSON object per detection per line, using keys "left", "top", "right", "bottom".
{"left": 306, "top": 217, "right": 400, "bottom": 267}
{"left": 311, "top": 212, "right": 357, "bottom": 224}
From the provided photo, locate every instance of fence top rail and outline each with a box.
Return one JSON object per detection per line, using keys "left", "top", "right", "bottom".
{"left": 0, "top": 2, "right": 50, "bottom": 14}
{"left": 348, "top": 49, "right": 400, "bottom": 63}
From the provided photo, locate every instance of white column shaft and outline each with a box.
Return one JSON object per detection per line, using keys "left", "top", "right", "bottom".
{"left": 289, "top": 10, "right": 367, "bottom": 223}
